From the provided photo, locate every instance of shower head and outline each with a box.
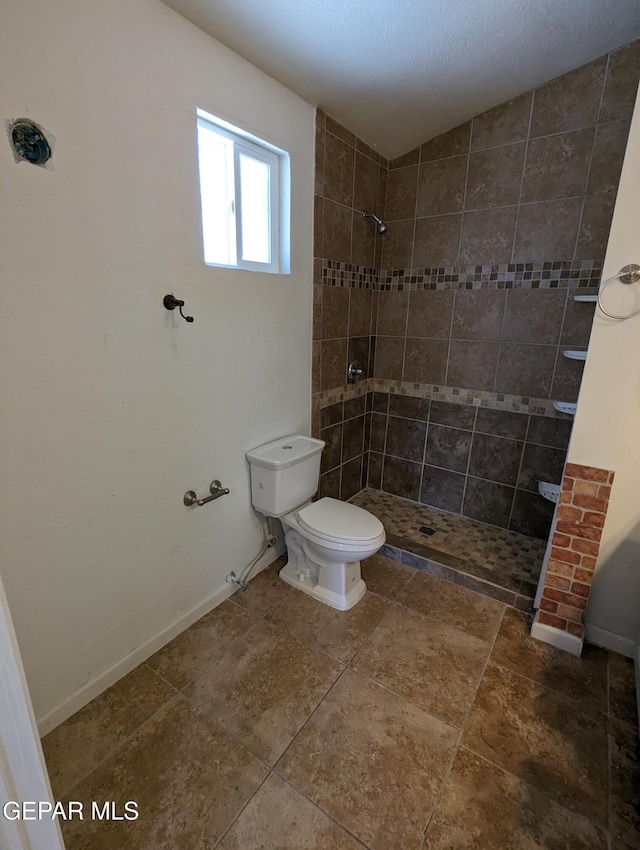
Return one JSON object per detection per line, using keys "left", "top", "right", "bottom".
{"left": 363, "top": 211, "right": 388, "bottom": 235}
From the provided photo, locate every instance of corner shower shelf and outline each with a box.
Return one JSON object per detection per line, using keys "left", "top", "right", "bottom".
{"left": 538, "top": 481, "right": 561, "bottom": 503}
{"left": 563, "top": 349, "right": 588, "bottom": 361}
{"left": 574, "top": 294, "right": 598, "bottom": 303}
{"left": 553, "top": 401, "right": 577, "bottom": 416}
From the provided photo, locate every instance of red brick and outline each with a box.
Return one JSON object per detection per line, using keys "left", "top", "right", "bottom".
{"left": 580, "top": 556, "right": 597, "bottom": 571}
{"left": 574, "top": 480, "right": 599, "bottom": 496}
{"left": 548, "top": 560, "right": 575, "bottom": 578}
{"left": 552, "top": 532, "right": 571, "bottom": 548}
{"left": 571, "top": 538, "right": 599, "bottom": 557}
{"left": 538, "top": 611, "right": 567, "bottom": 630}
{"left": 562, "top": 476, "right": 576, "bottom": 491}
{"left": 546, "top": 574, "right": 571, "bottom": 590}
{"left": 571, "top": 465, "right": 610, "bottom": 483}
{"left": 571, "top": 581, "right": 591, "bottom": 598}
{"left": 540, "top": 598, "right": 558, "bottom": 613}
{"left": 574, "top": 567, "right": 594, "bottom": 583}
{"left": 557, "top": 604, "right": 583, "bottom": 622}
{"left": 582, "top": 511, "right": 605, "bottom": 528}
{"left": 555, "top": 521, "right": 581, "bottom": 536}
{"left": 557, "top": 505, "right": 583, "bottom": 522}
{"left": 573, "top": 494, "right": 607, "bottom": 512}
{"left": 597, "top": 484, "right": 612, "bottom": 499}
{"left": 560, "top": 491, "right": 572, "bottom": 504}
{"left": 560, "top": 524, "right": 602, "bottom": 542}
{"left": 542, "top": 588, "right": 587, "bottom": 609}
{"left": 551, "top": 547, "right": 580, "bottom": 565}
{"left": 564, "top": 464, "right": 583, "bottom": 479}
{"left": 567, "top": 621, "right": 584, "bottom": 638}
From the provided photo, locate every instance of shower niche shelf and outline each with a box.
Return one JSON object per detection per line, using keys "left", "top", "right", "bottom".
{"left": 553, "top": 401, "right": 577, "bottom": 416}
{"left": 563, "top": 349, "right": 588, "bottom": 361}
{"left": 538, "top": 481, "right": 561, "bottom": 504}
{"left": 574, "top": 294, "right": 598, "bottom": 303}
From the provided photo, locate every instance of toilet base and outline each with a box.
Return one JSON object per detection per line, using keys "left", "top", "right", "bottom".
{"left": 279, "top": 560, "right": 366, "bottom": 610}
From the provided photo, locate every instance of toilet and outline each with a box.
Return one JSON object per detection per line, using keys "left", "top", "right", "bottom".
{"left": 246, "top": 435, "right": 385, "bottom": 610}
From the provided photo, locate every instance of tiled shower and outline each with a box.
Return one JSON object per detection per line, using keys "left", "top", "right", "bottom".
{"left": 312, "top": 40, "right": 640, "bottom": 577}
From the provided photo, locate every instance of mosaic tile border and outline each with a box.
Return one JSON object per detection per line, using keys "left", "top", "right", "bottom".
{"left": 320, "top": 258, "right": 603, "bottom": 291}
{"left": 315, "top": 378, "right": 570, "bottom": 419}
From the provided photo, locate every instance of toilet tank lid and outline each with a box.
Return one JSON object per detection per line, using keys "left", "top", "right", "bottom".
{"left": 246, "top": 435, "right": 325, "bottom": 470}
{"left": 298, "top": 498, "right": 384, "bottom": 542}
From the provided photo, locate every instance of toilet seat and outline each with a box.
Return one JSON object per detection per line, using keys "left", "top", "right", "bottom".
{"left": 297, "top": 497, "right": 383, "bottom": 543}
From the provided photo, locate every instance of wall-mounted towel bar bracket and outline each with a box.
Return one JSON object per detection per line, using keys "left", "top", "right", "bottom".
{"left": 184, "top": 480, "right": 229, "bottom": 507}
{"left": 164, "top": 293, "right": 194, "bottom": 323}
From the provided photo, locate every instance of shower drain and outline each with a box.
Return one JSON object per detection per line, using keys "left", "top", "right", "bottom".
{"left": 419, "top": 526, "right": 436, "bottom": 536}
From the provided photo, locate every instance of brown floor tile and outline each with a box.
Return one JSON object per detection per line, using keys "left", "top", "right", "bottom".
{"left": 217, "top": 773, "right": 363, "bottom": 849}
{"left": 278, "top": 669, "right": 458, "bottom": 850}
{"left": 60, "top": 696, "right": 267, "bottom": 850}
{"left": 231, "top": 556, "right": 292, "bottom": 616}
{"left": 463, "top": 664, "right": 608, "bottom": 825}
{"left": 491, "top": 608, "right": 608, "bottom": 713}
{"left": 352, "top": 604, "right": 490, "bottom": 726}
{"left": 42, "top": 664, "right": 176, "bottom": 799}
{"left": 266, "top": 589, "right": 389, "bottom": 663}
{"left": 610, "top": 717, "right": 640, "bottom": 848}
{"left": 397, "top": 571, "right": 504, "bottom": 641}
{"left": 184, "top": 620, "right": 342, "bottom": 764}
{"left": 145, "top": 599, "right": 257, "bottom": 689}
{"left": 609, "top": 652, "right": 639, "bottom": 727}
{"left": 425, "top": 747, "right": 606, "bottom": 850}
{"left": 361, "top": 552, "right": 416, "bottom": 599}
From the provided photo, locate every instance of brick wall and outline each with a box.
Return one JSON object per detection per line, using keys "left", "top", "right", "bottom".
{"left": 537, "top": 462, "right": 614, "bottom": 637}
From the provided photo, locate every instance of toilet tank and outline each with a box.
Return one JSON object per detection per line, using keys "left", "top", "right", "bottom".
{"left": 246, "top": 435, "right": 325, "bottom": 517}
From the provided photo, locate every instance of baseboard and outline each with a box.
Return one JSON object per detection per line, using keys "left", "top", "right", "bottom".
{"left": 37, "top": 544, "right": 285, "bottom": 737}
{"left": 584, "top": 623, "right": 636, "bottom": 658}
{"left": 530, "top": 615, "right": 583, "bottom": 656}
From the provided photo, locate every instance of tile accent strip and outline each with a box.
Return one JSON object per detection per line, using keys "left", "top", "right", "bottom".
{"left": 535, "top": 462, "right": 615, "bottom": 641}
{"left": 316, "top": 378, "right": 571, "bottom": 419}
{"left": 320, "top": 259, "right": 603, "bottom": 290}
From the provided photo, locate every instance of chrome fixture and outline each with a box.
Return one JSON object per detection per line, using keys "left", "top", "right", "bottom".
{"left": 164, "top": 293, "right": 194, "bottom": 323}
{"left": 363, "top": 211, "right": 388, "bottom": 235}
{"left": 597, "top": 263, "right": 640, "bottom": 320}
{"left": 184, "top": 480, "right": 229, "bottom": 507}
{"left": 348, "top": 360, "right": 364, "bottom": 383}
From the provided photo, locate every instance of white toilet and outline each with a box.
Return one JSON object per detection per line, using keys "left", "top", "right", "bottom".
{"left": 246, "top": 434, "right": 385, "bottom": 610}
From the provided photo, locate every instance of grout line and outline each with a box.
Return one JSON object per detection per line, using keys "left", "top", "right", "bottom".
{"left": 457, "top": 131, "right": 472, "bottom": 267}
{"left": 509, "top": 88, "right": 535, "bottom": 264}
{"left": 422, "top": 604, "right": 507, "bottom": 841}
{"left": 506, "top": 412, "right": 531, "bottom": 531}
{"left": 212, "top": 769, "right": 274, "bottom": 850}
{"left": 459, "top": 403, "right": 478, "bottom": 517}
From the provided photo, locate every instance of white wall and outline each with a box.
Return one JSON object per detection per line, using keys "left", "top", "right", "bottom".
{"left": 570, "top": 83, "right": 640, "bottom": 646}
{"left": 0, "top": 0, "right": 314, "bottom": 723}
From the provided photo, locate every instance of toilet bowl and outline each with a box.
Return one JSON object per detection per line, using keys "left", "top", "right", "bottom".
{"left": 246, "top": 435, "right": 385, "bottom": 610}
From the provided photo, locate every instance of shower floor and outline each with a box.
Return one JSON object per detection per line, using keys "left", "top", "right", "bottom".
{"left": 350, "top": 488, "right": 546, "bottom": 610}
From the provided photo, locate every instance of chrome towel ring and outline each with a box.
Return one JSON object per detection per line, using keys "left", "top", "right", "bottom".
{"left": 598, "top": 263, "right": 640, "bottom": 320}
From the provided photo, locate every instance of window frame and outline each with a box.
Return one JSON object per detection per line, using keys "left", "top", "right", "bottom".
{"left": 196, "top": 109, "right": 285, "bottom": 274}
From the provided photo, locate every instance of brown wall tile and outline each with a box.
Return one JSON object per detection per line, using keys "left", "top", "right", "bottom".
{"left": 386, "top": 416, "right": 427, "bottom": 462}
{"left": 325, "top": 115, "right": 355, "bottom": 146}
{"left": 495, "top": 343, "right": 557, "bottom": 397}
{"left": 587, "top": 120, "right": 631, "bottom": 195}
{"left": 353, "top": 152, "right": 380, "bottom": 213}
{"left": 413, "top": 215, "right": 462, "bottom": 267}
{"left": 313, "top": 195, "right": 324, "bottom": 258}
{"left": 420, "top": 122, "right": 471, "bottom": 162}
{"left": 385, "top": 166, "right": 418, "bottom": 220}
{"left": 576, "top": 195, "right": 615, "bottom": 258}
{"left": 459, "top": 207, "right": 517, "bottom": 264}
{"left": 416, "top": 156, "right": 467, "bottom": 216}
{"left": 560, "top": 292, "right": 597, "bottom": 347}
{"left": 466, "top": 143, "right": 525, "bottom": 209}
{"left": 407, "top": 290, "right": 455, "bottom": 338}
{"left": 389, "top": 148, "right": 419, "bottom": 169}
{"left": 452, "top": 289, "right": 506, "bottom": 341}
{"left": 374, "top": 336, "right": 405, "bottom": 381}
{"left": 529, "top": 57, "right": 607, "bottom": 137}
{"left": 403, "top": 338, "right": 448, "bottom": 384}
{"left": 513, "top": 199, "right": 582, "bottom": 262}
{"left": 315, "top": 122, "right": 325, "bottom": 195}
{"left": 351, "top": 210, "right": 376, "bottom": 266}
{"left": 320, "top": 338, "right": 347, "bottom": 391}
{"left": 599, "top": 40, "right": 640, "bottom": 123}
{"left": 321, "top": 285, "right": 349, "bottom": 340}
{"left": 446, "top": 340, "right": 499, "bottom": 391}
{"left": 313, "top": 284, "right": 322, "bottom": 340}
{"left": 471, "top": 93, "right": 533, "bottom": 151}
{"left": 324, "top": 132, "right": 354, "bottom": 207}
{"left": 377, "top": 290, "right": 409, "bottom": 336}
{"left": 382, "top": 455, "right": 421, "bottom": 501}
{"left": 323, "top": 199, "right": 352, "bottom": 263}
{"left": 551, "top": 356, "right": 583, "bottom": 403}
{"left": 521, "top": 129, "right": 594, "bottom": 203}
{"left": 502, "top": 289, "right": 567, "bottom": 345}
{"left": 348, "top": 288, "right": 373, "bottom": 337}
{"left": 380, "top": 219, "right": 414, "bottom": 268}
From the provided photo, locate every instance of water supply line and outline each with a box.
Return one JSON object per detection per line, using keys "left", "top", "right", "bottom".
{"left": 226, "top": 513, "right": 277, "bottom": 590}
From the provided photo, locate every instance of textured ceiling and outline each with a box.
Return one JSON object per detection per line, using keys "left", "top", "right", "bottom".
{"left": 162, "top": 0, "right": 640, "bottom": 159}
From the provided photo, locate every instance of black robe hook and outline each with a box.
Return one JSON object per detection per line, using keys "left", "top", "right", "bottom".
{"left": 163, "top": 294, "right": 194, "bottom": 323}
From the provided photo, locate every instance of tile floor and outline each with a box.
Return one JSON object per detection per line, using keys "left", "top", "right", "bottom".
{"left": 42, "top": 555, "right": 639, "bottom": 850}
{"left": 351, "top": 487, "right": 546, "bottom": 607}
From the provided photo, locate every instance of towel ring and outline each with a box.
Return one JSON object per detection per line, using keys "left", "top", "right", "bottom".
{"left": 597, "top": 264, "right": 640, "bottom": 320}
